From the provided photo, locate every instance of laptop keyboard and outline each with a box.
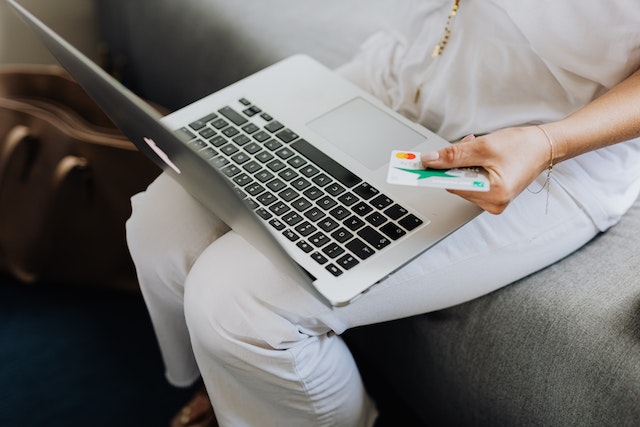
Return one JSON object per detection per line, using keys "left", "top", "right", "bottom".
{"left": 175, "top": 98, "right": 424, "bottom": 277}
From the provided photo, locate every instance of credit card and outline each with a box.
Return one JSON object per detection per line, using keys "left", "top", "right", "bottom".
{"left": 387, "top": 150, "right": 490, "bottom": 192}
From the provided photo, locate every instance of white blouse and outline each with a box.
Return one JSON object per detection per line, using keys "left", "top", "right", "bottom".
{"left": 355, "top": 0, "right": 640, "bottom": 230}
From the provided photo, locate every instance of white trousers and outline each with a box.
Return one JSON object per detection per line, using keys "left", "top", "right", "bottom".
{"left": 126, "top": 168, "right": 598, "bottom": 426}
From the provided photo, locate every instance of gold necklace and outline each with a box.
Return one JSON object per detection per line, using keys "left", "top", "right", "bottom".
{"left": 431, "top": 0, "right": 460, "bottom": 58}
{"left": 415, "top": 1, "right": 461, "bottom": 103}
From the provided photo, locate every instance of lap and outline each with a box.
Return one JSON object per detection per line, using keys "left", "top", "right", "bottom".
{"left": 128, "top": 172, "right": 598, "bottom": 334}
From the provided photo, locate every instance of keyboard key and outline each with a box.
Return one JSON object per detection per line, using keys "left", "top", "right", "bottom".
{"left": 318, "top": 218, "right": 339, "bottom": 232}
{"left": 309, "top": 232, "right": 331, "bottom": 247}
{"left": 255, "top": 208, "right": 272, "bottom": 220}
{"left": 295, "top": 221, "right": 316, "bottom": 237}
{"left": 336, "top": 254, "right": 360, "bottom": 270}
{"left": 243, "top": 105, "right": 262, "bottom": 117}
{"left": 357, "top": 226, "right": 391, "bottom": 250}
{"left": 291, "top": 139, "right": 362, "bottom": 188}
{"left": 211, "top": 118, "right": 229, "bottom": 129}
{"left": 384, "top": 204, "right": 409, "bottom": 220}
{"left": 291, "top": 178, "right": 311, "bottom": 191}
{"left": 231, "top": 152, "right": 250, "bottom": 164}
{"left": 279, "top": 188, "right": 299, "bottom": 202}
{"left": 256, "top": 191, "right": 277, "bottom": 206}
{"left": 292, "top": 197, "right": 313, "bottom": 212}
{"left": 266, "top": 179, "right": 287, "bottom": 192}
{"left": 344, "top": 215, "right": 365, "bottom": 231}
{"left": 304, "top": 207, "right": 326, "bottom": 222}
{"left": 365, "top": 212, "right": 387, "bottom": 227}
{"left": 325, "top": 264, "right": 343, "bottom": 276}
{"left": 189, "top": 119, "right": 208, "bottom": 130}
{"left": 297, "top": 241, "right": 313, "bottom": 253}
{"left": 303, "top": 187, "right": 323, "bottom": 200}
{"left": 210, "top": 135, "right": 228, "bottom": 147}
{"left": 326, "top": 183, "right": 346, "bottom": 196}
{"left": 283, "top": 229, "right": 300, "bottom": 242}
{"left": 276, "top": 128, "right": 298, "bottom": 143}
{"left": 276, "top": 147, "right": 295, "bottom": 159}
{"left": 199, "top": 127, "right": 216, "bottom": 139}
{"left": 380, "top": 223, "right": 407, "bottom": 240}
{"left": 300, "top": 164, "right": 320, "bottom": 177}
{"left": 345, "top": 239, "right": 375, "bottom": 260}
{"left": 283, "top": 212, "right": 304, "bottom": 226}
{"left": 255, "top": 169, "right": 275, "bottom": 183}
{"left": 256, "top": 151, "right": 275, "bottom": 163}
{"left": 331, "top": 228, "right": 353, "bottom": 244}
{"left": 267, "top": 159, "right": 287, "bottom": 172}
{"left": 265, "top": 121, "right": 284, "bottom": 133}
{"left": 264, "top": 139, "right": 283, "bottom": 151}
{"left": 221, "top": 144, "right": 239, "bottom": 156}
{"left": 221, "top": 164, "right": 241, "bottom": 177}
{"left": 278, "top": 168, "right": 299, "bottom": 181}
{"left": 370, "top": 194, "right": 394, "bottom": 210}
{"left": 353, "top": 183, "right": 379, "bottom": 200}
{"left": 176, "top": 127, "right": 196, "bottom": 140}
{"left": 329, "top": 206, "right": 350, "bottom": 220}
{"left": 338, "top": 192, "right": 358, "bottom": 206}
{"left": 312, "top": 173, "right": 332, "bottom": 187}
{"left": 269, "top": 201, "right": 290, "bottom": 216}
{"left": 311, "top": 252, "right": 328, "bottom": 265}
{"left": 398, "top": 214, "right": 424, "bottom": 231}
{"left": 245, "top": 183, "right": 265, "bottom": 196}
{"left": 244, "top": 142, "right": 261, "bottom": 154}
{"left": 352, "top": 202, "right": 373, "bottom": 216}
{"left": 316, "top": 196, "right": 337, "bottom": 210}
{"left": 222, "top": 127, "right": 239, "bottom": 137}
{"left": 244, "top": 161, "right": 262, "bottom": 174}
{"left": 233, "top": 173, "right": 252, "bottom": 187}
{"left": 288, "top": 156, "right": 307, "bottom": 169}
{"left": 322, "top": 243, "right": 345, "bottom": 259}
{"left": 269, "top": 218, "right": 286, "bottom": 231}
{"left": 233, "top": 134, "right": 251, "bottom": 146}
{"left": 253, "top": 131, "right": 271, "bottom": 142}
{"left": 242, "top": 123, "right": 259, "bottom": 134}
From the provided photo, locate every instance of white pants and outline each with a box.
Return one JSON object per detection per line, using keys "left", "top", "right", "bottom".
{"left": 126, "top": 167, "right": 598, "bottom": 426}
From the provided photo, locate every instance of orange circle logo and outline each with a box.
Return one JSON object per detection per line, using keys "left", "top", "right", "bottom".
{"left": 395, "top": 152, "right": 416, "bottom": 160}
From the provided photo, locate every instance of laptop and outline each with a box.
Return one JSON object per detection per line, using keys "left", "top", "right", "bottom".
{"left": 8, "top": 0, "right": 482, "bottom": 307}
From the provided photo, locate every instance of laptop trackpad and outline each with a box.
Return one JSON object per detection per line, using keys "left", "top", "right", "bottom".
{"left": 307, "top": 97, "right": 427, "bottom": 171}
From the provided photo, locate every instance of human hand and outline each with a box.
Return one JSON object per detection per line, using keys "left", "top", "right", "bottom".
{"left": 421, "top": 126, "right": 553, "bottom": 214}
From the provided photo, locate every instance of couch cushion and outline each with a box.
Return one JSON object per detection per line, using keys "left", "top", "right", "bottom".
{"left": 94, "top": 0, "right": 396, "bottom": 110}
{"left": 346, "top": 196, "right": 640, "bottom": 426}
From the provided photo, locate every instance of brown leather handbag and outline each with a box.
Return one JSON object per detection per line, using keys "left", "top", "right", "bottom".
{"left": 0, "top": 65, "right": 161, "bottom": 289}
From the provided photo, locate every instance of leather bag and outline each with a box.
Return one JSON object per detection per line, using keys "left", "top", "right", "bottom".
{"left": 0, "top": 65, "right": 160, "bottom": 289}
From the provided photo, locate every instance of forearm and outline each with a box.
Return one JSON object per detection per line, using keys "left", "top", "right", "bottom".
{"left": 545, "top": 67, "right": 640, "bottom": 163}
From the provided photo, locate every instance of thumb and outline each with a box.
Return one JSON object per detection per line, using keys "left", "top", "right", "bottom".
{"left": 421, "top": 134, "right": 477, "bottom": 169}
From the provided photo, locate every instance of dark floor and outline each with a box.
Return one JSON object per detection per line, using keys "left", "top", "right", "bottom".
{"left": 0, "top": 275, "right": 195, "bottom": 427}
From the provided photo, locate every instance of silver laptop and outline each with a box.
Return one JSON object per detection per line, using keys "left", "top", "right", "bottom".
{"left": 8, "top": 0, "right": 481, "bottom": 306}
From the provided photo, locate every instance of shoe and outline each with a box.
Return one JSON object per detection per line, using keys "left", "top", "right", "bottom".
{"left": 170, "top": 382, "right": 218, "bottom": 427}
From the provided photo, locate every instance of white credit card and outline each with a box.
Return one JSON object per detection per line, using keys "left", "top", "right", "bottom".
{"left": 387, "top": 151, "right": 490, "bottom": 192}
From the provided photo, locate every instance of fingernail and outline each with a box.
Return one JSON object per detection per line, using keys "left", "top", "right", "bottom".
{"left": 461, "top": 134, "right": 476, "bottom": 142}
{"left": 421, "top": 151, "right": 439, "bottom": 162}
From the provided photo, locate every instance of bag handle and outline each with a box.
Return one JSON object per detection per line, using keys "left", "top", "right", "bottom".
{"left": 0, "top": 125, "right": 38, "bottom": 184}
{"left": 0, "top": 125, "right": 92, "bottom": 283}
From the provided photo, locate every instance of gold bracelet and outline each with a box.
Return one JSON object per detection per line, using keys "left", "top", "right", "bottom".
{"left": 527, "top": 125, "right": 555, "bottom": 213}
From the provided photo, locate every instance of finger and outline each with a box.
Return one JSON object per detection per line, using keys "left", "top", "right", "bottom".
{"left": 447, "top": 189, "right": 509, "bottom": 215}
{"left": 421, "top": 139, "right": 484, "bottom": 169}
{"left": 459, "top": 134, "right": 476, "bottom": 143}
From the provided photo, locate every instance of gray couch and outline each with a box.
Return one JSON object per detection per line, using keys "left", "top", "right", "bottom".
{"left": 94, "top": 1, "right": 640, "bottom": 425}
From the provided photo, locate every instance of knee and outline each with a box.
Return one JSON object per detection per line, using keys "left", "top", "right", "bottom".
{"left": 125, "top": 173, "right": 176, "bottom": 263}
{"left": 181, "top": 233, "right": 319, "bottom": 360}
